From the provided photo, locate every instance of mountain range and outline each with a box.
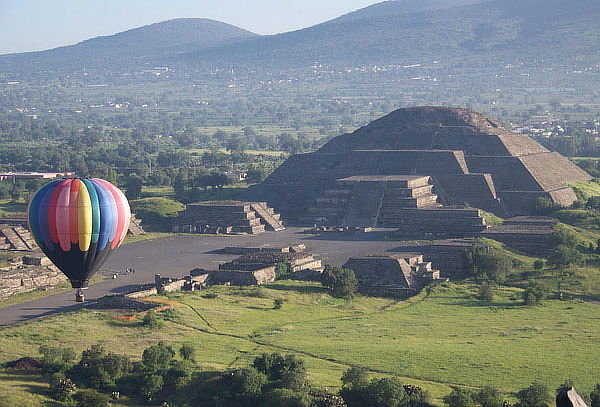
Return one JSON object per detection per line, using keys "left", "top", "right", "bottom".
{"left": 2, "top": 0, "right": 600, "bottom": 73}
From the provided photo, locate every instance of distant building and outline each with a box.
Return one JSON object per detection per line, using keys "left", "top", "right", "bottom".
{"left": 0, "top": 172, "right": 75, "bottom": 181}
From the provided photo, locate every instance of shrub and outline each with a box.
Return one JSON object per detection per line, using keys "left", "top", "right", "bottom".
{"left": 75, "top": 389, "right": 112, "bottom": 407}
{"left": 224, "top": 367, "right": 268, "bottom": 397}
{"left": 533, "top": 260, "right": 545, "bottom": 271}
{"left": 39, "top": 345, "right": 76, "bottom": 374}
{"left": 523, "top": 282, "right": 546, "bottom": 306}
{"left": 463, "top": 244, "right": 512, "bottom": 283}
{"left": 179, "top": 344, "right": 195, "bottom": 361}
{"left": 478, "top": 282, "right": 494, "bottom": 301}
{"left": 142, "top": 342, "right": 175, "bottom": 372}
{"left": 590, "top": 384, "right": 600, "bottom": 407}
{"left": 444, "top": 387, "right": 476, "bottom": 407}
{"left": 516, "top": 383, "right": 551, "bottom": 407}
{"left": 273, "top": 298, "right": 285, "bottom": 309}
{"left": 321, "top": 264, "right": 358, "bottom": 299}
{"left": 550, "top": 225, "right": 578, "bottom": 249}
{"left": 547, "top": 245, "right": 585, "bottom": 269}
{"left": 275, "top": 260, "right": 291, "bottom": 280}
{"left": 71, "top": 344, "right": 132, "bottom": 390}
{"left": 261, "top": 388, "right": 312, "bottom": 407}
{"left": 142, "top": 311, "right": 162, "bottom": 329}
{"left": 49, "top": 373, "right": 77, "bottom": 402}
{"left": 475, "top": 386, "right": 504, "bottom": 407}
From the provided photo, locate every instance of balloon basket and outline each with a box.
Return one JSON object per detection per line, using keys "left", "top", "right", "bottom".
{"left": 75, "top": 289, "right": 85, "bottom": 303}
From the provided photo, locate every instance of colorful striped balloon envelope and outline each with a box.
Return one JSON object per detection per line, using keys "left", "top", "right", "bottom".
{"left": 27, "top": 178, "right": 131, "bottom": 292}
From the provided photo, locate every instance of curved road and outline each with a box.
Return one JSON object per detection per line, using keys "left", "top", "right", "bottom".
{"left": 0, "top": 228, "right": 401, "bottom": 326}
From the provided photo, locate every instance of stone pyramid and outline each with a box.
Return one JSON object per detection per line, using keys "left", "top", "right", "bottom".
{"left": 247, "top": 106, "right": 590, "bottom": 222}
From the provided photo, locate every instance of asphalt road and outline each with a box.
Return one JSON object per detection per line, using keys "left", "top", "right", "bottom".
{"left": 0, "top": 227, "right": 401, "bottom": 326}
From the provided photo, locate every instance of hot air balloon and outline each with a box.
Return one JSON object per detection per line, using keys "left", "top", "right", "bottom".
{"left": 27, "top": 178, "right": 131, "bottom": 302}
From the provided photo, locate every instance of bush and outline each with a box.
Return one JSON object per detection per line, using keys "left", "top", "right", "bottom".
{"left": 547, "top": 245, "right": 585, "bottom": 269}
{"left": 142, "top": 311, "right": 162, "bottom": 329}
{"left": 75, "top": 389, "right": 112, "bottom": 407}
{"left": 39, "top": 345, "right": 76, "bottom": 373}
{"left": 533, "top": 260, "right": 545, "bottom": 271}
{"left": 516, "top": 383, "right": 551, "bottom": 407}
{"left": 475, "top": 386, "right": 504, "bottom": 407}
{"left": 321, "top": 264, "right": 358, "bottom": 298}
{"left": 273, "top": 298, "right": 285, "bottom": 309}
{"left": 444, "top": 387, "right": 476, "bottom": 407}
{"left": 179, "top": 344, "right": 195, "bottom": 361}
{"left": 223, "top": 367, "right": 268, "bottom": 397}
{"left": 590, "top": 384, "right": 600, "bottom": 407}
{"left": 478, "top": 282, "right": 494, "bottom": 301}
{"left": 71, "top": 345, "right": 132, "bottom": 390}
{"left": 523, "top": 282, "right": 546, "bottom": 306}
{"left": 550, "top": 225, "right": 578, "bottom": 249}
{"left": 49, "top": 373, "right": 77, "bottom": 402}
{"left": 275, "top": 260, "right": 291, "bottom": 280}
{"left": 261, "top": 388, "right": 312, "bottom": 407}
{"left": 463, "top": 244, "right": 512, "bottom": 283}
{"left": 366, "top": 377, "right": 408, "bottom": 407}
{"left": 142, "top": 342, "right": 175, "bottom": 372}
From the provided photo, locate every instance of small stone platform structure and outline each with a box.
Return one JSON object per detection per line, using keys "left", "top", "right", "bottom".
{"left": 0, "top": 226, "right": 36, "bottom": 251}
{"left": 301, "top": 175, "right": 487, "bottom": 237}
{"left": 393, "top": 239, "right": 477, "bottom": 278}
{"left": 482, "top": 216, "right": 556, "bottom": 255}
{"left": 0, "top": 263, "right": 66, "bottom": 299}
{"left": 221, "top": 244, "right": 305, "bottom": 255}
{"left": 343, "top": 254, "right": 445, "bottom": 298}
{"left": 218, "top": 252, "right": 322, "bottom": 272}
{"left": 247, "top": 107, "right": 590, "bottom": 223}
{"left": 172, "top": 200, "right": 284, "bottom": 234}
{"left": 191, "top": 267, "right": 276, "bottom": 286}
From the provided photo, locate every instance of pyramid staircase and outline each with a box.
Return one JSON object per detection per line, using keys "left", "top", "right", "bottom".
{"left": 172, "top": 201, "right": 284, "bottom": 235}
{"left": 0, "top": 226, "right": 36, "bottom": 251}
{"left": 250, "top": 202, "right": 285, "bottom": 231}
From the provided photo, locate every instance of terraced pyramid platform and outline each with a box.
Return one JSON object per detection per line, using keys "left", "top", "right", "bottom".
{"left": 247, "top": 107, "right": 590, "bottom": 226}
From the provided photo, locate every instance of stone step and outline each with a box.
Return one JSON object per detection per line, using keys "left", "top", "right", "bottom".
{"left": 250, "top": 203, "right": 285, "bottom": 231}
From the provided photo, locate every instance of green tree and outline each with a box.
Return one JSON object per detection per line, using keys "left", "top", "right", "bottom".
{"left": 39, "top": 345, "right": 76, "bottom": 373}
{"left": 275, "top": 260, "right": 291, "bottom": 280}
{"left": 340, "top": 367, "right": 370, "bottom": 407}
{"left": 125, "top": 173, "right": 143, "bottom": 200}
{"left": 224, "top": 367, "right": 268, "bottom": 397}
{"left": 179, "top": 344, "right": 195, "bottom": 361}
{"left": 523, "top": 281, "right": 546, "bottom": 306}
{"left": 475, "top": 386, "right": 504, "bottom": 407}
{"left": 261, "top": 388, "right": 312, "bottom": 407}
{"left": 321, "top": 264, "right": 358, "bottom": 298}
{"left": 142, "top": 342, "right": 175, "bottom": 372}
{"left": 590, "top": 384, "right": 600, "bottom": 407}
{"left": 142, "top": 311, "right": 162, "bottom": 329}
{"left": 550, "top": 226, "right": 578, "bottom": 248}
{"left": 478, "top": 282, "right": 494, "bottom": 301}
{"left": 75, "top": 389, "right": 112, "bottom": 407}
{"left": 444, "top": 387, "right": 476, "bottom": 407}
{"left": 516, "top": 383, "right": 551, "bottom": 407}
{"left": 366, "top": 377, "right": 408, "bottom": 407}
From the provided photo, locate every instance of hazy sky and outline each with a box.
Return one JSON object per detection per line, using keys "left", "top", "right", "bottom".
{"left": 0, "top": 0, "right": 380, "bottom": 55}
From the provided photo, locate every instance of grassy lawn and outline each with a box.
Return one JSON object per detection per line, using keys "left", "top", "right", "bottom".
{"left": 0, "top": 200, "right": 27, "bottom": 217}
{"left": 0, "top": 281, "right": 599, "bottom": 405}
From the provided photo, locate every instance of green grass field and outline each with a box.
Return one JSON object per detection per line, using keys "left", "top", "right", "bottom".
{"left": 1, "top": 281, "right": 599, "bottom": 406}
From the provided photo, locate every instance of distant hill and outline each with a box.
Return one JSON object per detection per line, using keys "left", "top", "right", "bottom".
{"left": 181, "top": 0, "right": 600, "bottom": 69}
{"left": 328, "top": 0, "right": 489, "bottom": 23}
{"left": 0, "top": 18, "right": 258, "bottom": 71}
{"left": 2, "top": 0, "right": 600, "bottom": 76}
